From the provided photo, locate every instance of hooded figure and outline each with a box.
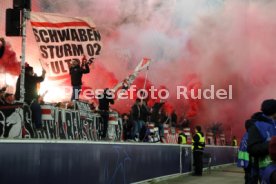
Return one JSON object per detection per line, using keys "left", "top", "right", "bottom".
{"left": 247, "top": 99, "right": 276, "bottom": 183}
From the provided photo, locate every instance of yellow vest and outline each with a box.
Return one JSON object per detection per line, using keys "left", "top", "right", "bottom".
{"left": 179, "top": 134, "right": 187, "bottom": 144}
{"left": 259, "top": 155, "right": 272, "bottom": 168}
{"left": 233, "top": 139, "right": 237, "bottom": 146}
{"left": 192, "top": 132, "right": 205, "bottom": 151}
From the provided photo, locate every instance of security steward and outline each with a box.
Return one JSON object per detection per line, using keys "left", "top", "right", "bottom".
{"left": 178, "top": 131, "right": 187, "bottom": 144}
{"left": 247, "top": 99, "right": 276, "bottom": 183}
{"left": 192, "top": 125, "right": 205, "bottom": 176}
{"left": 232, "top": 136, "right": 238, "bottom": 146}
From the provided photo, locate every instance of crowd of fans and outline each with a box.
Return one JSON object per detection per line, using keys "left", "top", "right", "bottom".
{"left": 119, "top": 98, "right": 196, "bottom": 143}
{"left": 0, "top": 40, "right": 230, "bottom": 145}
{"left": 0, "top": 80, "right": 185, "bottom": 140}
{"left": 0, "top": 81, "right": 235, "bottom": 145}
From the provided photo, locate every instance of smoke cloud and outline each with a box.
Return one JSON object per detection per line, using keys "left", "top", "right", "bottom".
{"left": 1, "top": 0, "right": 276, "bottom": 139}
{"left": 0, "top": 40, "right": 20, "bottom": 75}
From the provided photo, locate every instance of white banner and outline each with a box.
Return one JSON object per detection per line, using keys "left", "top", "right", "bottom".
{"left": 30, "top": 12, "right": 102, "bottom": 80}
{"left": 134, "top": 57, "right": 150, "bottom": 73}
{"left": 112, "top": 58, "right": 151, "bottom": 92}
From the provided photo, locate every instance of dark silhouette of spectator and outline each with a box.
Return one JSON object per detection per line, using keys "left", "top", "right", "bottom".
{"left": 122, "top": 113, "right": 132, "bottom": 140}
{"left": 151, "top": 100, "right": 164, "bottom": 123}
{"left": 15, "top": 64, "right": 46, "bottom": 129}
{"left": 69, "top": 57, "right": 90, "bottom": 100}
{"left": 98, "top": 88, "right": 114, "bottom": 140}
{"left": 150, "top": 100, "right": 166, "bottom": 139}
{"left": 192, "top": 125, "right": 205, "bottom": 176}
{"left": 15, "top": 64, "right": 46, "bottom": 104}
{"left": 171, "top": 110, "right": 177, "bottom": 127}
{"left": 157, "top": 107, "right": 168, "bottom": 139}
{"left": 131, "top": 98, "right": 150, "bottom": 141}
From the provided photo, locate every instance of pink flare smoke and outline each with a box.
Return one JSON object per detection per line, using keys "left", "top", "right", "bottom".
{"left": 1, "top": 0, "right": 276, "bottom": 141}
{"left": 0, "top": 41, "right": 20, "bottom": 75}
{"left": 182, "top": 1, "right": 276, "bottom": 140}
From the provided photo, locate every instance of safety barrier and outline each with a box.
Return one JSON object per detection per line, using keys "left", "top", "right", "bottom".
{"left": 0, "top": 140, "right": 237, "bottom": 184}
{"left": 0, "top": 103, "right": 237, "bottom": 183}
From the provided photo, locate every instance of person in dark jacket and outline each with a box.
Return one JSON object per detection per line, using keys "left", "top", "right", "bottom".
{"left": 157, "top": 108, "right": 168, "bottom": 139}
{"left": 247, "top": 99, "right": 276, "bottom": 183}
{"left": 150, "top": 100, "right": 165, "bottom": 139}
{"left": 98, "top": 88, "right": 114, "bottom": 111}
{"left": 69, "top": 57, "right": 90, "bottom": 100}
{"left": 237, "top": 119, "right": 256, "bottom": 184}
{"left": 151, "top": 100, "right": 164, "bottom": 123}
{"left": 15, "top": 64, "right": 46, "bottom": 129}
{"left": 171, "top": 110, "right": 177, "bottom": 127}
{"left": 131, "top": 98, "right": 150, "bottom": 141}
{"left": 262, "top": 136, "right": 276, "bottom": 184}
{"left": 192, "top": 125, "right": 205, "bottom": 176}
{"left": 122, "top": 113, "right": 132, "bottom": 140}
{"left": 98, "top": 88, "right": 114, "bottom": 140}
{"left": 15, "top": 65, "right": 46, "bottom": 104}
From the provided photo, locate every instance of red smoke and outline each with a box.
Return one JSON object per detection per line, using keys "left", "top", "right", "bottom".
{"left": 84, "top": 63, "right": 118, "bottom": 89}
{"left": 184, "top": 74, "right": 202, "bottom": 119}
{"left": 1, "top": 0, "right": 276, "bottom": 141}
{"left": 181, "top": 1, "right": 276, "bottom": 140}
{"left": 0, "top": 40, "right": 20, "bottom": 75}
